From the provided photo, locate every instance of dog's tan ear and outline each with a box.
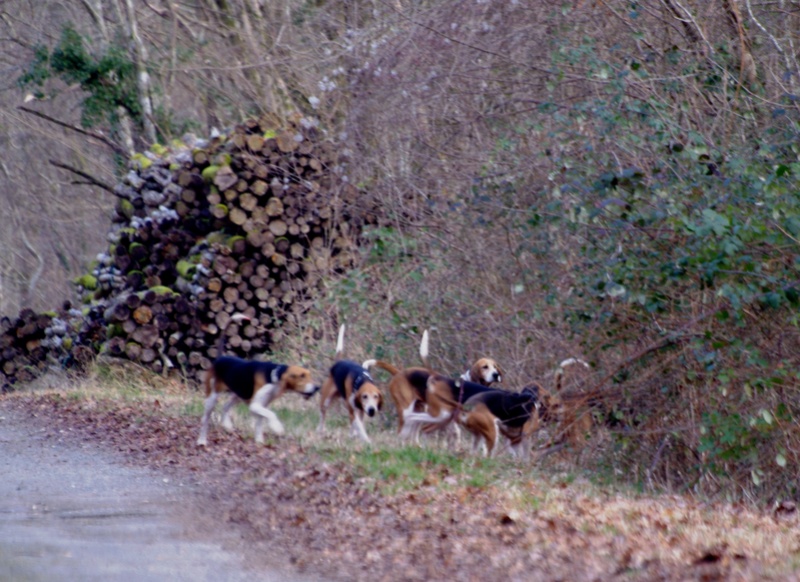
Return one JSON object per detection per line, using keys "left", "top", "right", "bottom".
{"left": 378, "top": 392, "right": 384, "bottom": 411}
{"left": 471, "top": 361, "right": 481, "bottom": 379}
{"left": 353, "top": 391, "right": 364, "bottom": 410}
{"left": 496, "top": 362, "right": 505, "bottom": 380}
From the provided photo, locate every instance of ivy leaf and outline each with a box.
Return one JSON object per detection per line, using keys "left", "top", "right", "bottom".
{"left": 776, "top": 453, "right": 787, "bottom": 468}
{"left": 702, "top": 208, "right": 730, "bottom": 236}
{"left": 606, "top": 283, "right": 626, "bottom": 298}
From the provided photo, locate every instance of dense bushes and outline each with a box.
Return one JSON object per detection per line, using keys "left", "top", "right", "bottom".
{"left": 298, "top": 1, "right": 800, "bottom": 500}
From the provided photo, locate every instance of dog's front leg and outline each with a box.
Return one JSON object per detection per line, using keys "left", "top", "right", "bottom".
{"left": 351, "top": 412, "right": 371, "bottom": 444}
{"left": 250, "top": 384, "right": 284, "bottom": 442}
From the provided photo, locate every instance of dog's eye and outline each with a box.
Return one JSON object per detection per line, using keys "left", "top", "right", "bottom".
{"left": 482, "top": 365, "right": 488, "bottom": 369}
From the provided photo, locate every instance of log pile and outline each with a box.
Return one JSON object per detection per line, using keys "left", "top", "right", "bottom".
{"left": 0, "top": 301, "right": 92, "bottom": 390}
{"left": 1, "top": 114, "right": 372, "bottom": 391}
{"left": 0, "top": 309, "right": 53, "bottom": 387}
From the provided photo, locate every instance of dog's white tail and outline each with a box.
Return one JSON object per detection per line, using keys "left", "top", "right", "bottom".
{"left": 420, "top": 329, "right": 430, "bottom": 368}
{"left": 558, "top": 357, "right": 590, "bottom": 370}
{"left": 215, "top": 312, "right": 251, "bottom": 356}
{"left": 336, "top": 324, "right": 346, "bottom": 358}
{"left": 555, "top": 357, "right": 590, "bottom": 391}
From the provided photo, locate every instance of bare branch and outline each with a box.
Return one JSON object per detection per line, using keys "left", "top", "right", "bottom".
{"left": 18, "top": 106, "right": 128, "bottom": 156}
{"left": 48, "top": 159, "right": 115, "bottom": 194}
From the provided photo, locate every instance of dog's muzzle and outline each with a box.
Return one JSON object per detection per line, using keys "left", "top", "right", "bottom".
{"left": 302, "top": 385, "right": 321, "bottom": 400}
{"left": 366, "top": 407, "right": 377, "bottom": 417}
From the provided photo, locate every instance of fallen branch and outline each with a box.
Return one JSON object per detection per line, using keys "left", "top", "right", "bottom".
{"left": 19, "top": 105, "right": 129, "bottom": 156}
{"left": 49, "top": 160, "right": 115, "bottom": 194}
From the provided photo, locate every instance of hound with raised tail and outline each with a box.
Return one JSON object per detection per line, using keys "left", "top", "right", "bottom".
{"left": 539, "top": 357, "right": 593, "bottom": 445}
{"left": 318, "top": 324, "right": 384, "bottom": 443}
{"left": 363, "top": 330, "right": 505, "bottom": 443}
{"left": 197, "top": 313, "right": 320, "bottom": 446}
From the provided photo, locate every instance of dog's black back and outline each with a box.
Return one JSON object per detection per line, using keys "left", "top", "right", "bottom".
{"left": 477, "top": 387, "right": 539, "bottom": 428}
{"left": 440, "top": 377, "right": 495, "bottom": 404}
{"left": 330, "top": 360, "right": 373, "bottom": 398}
{"left": 214, "top": 356, "right": 286, "bottom": 400}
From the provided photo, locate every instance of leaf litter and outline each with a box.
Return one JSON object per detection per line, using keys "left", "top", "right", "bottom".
{"left": 2, "top": 392, "right": 798, "bottom": 581}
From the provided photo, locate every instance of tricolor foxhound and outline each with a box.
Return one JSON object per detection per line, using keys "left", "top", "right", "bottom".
{"left": 197, "top": 313, "right": 319, "bottom": 446}
{"left": 318, "top": 325, "right": 384, "bottom": 443}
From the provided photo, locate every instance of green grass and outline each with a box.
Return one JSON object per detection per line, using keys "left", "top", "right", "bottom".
{"left": 276, "top": 405, "right": 350, "bottom": 432}
{"left": 514, "top": 490, "right": 543, "bottom": 511}
{"left": 316, "top": 443, "right": 510, "bottom": 494}
{"left": 182, "top": 400, "right": 204, "bottom": 417}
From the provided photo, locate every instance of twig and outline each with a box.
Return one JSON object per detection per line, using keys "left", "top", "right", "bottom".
{"left": 10, "top": 198, "right": 45, "bottom": 306}
{"left": 48, "top": 160, "right": 115, "bottom": 194}
{"left": 577, "top": 280, "right": 800, "bottom": 402}
{"left": 18, "top": 106, "right": 128, "bottom": 156}
{"left": 535, "top": 442, "right": 567, "bottom": 462}
{"left": 647, "top": 434, "right": 670, "bottom": 490}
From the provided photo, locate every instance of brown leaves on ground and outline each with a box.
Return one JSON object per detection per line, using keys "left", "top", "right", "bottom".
{"left": 2, "top": 393, "right": 797, "bottom": 581}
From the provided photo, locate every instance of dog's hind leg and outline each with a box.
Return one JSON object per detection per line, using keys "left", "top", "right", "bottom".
{"left": 317, "top": 391, "right": 335, "bottom": 434}
{"left": 220, "top": 393, "right": 239, "bottom": 431}
{"left": 485, "top": 419, "right": 500, "bottom": 458}
{"left": 399, "top": 400, "right": 427, "bottom": 443}
{"left": 471, "top": 432, "right": 482, "bottom": 455}
{"left": 197, "top": 391, "right": 219, "bottom": 446}
{"left": 446, "top": 423, "right": 462, "bottom": 450}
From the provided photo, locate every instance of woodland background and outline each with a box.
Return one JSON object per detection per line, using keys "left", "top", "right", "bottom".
{"left": 2, "top": 0, "right": 800, "bottom": 500}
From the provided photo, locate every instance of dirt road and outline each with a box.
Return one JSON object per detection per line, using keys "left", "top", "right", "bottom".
{"left": 0, "top": 402, "right": 315, "bottom": 582}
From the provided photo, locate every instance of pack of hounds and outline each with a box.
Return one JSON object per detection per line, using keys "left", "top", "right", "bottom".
{"left": 197, "top": 317, "right": 590, "bottom": 458}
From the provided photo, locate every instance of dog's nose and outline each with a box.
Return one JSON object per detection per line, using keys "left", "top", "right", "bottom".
{"left": 367, "top": 408, "right": 376, "bottom": 417}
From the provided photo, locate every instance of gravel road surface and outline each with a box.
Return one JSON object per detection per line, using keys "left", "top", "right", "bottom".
{"left": 0, "top": 403, "right": 313, "bottom": 582}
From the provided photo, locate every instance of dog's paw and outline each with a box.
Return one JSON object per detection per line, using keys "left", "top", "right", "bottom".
{"left": 269, "top": 419, "right": 285, "bottom": 436}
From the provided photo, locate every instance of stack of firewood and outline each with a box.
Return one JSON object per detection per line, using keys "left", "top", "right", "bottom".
{"left": 1, "top": 114, "right": 372, "bottom": 391}
{"left": 0, "top": 301, "right": 92, "bottom": 390}
{"left": 0, "top": 309, "right": 53, "bottom": 388}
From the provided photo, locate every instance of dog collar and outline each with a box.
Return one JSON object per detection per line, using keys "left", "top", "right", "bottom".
{"left": 352, "top": 371, "right": 373, "bottom": 392}
{"left": 271, "top": 364, "right": 288, "bottom": 384}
